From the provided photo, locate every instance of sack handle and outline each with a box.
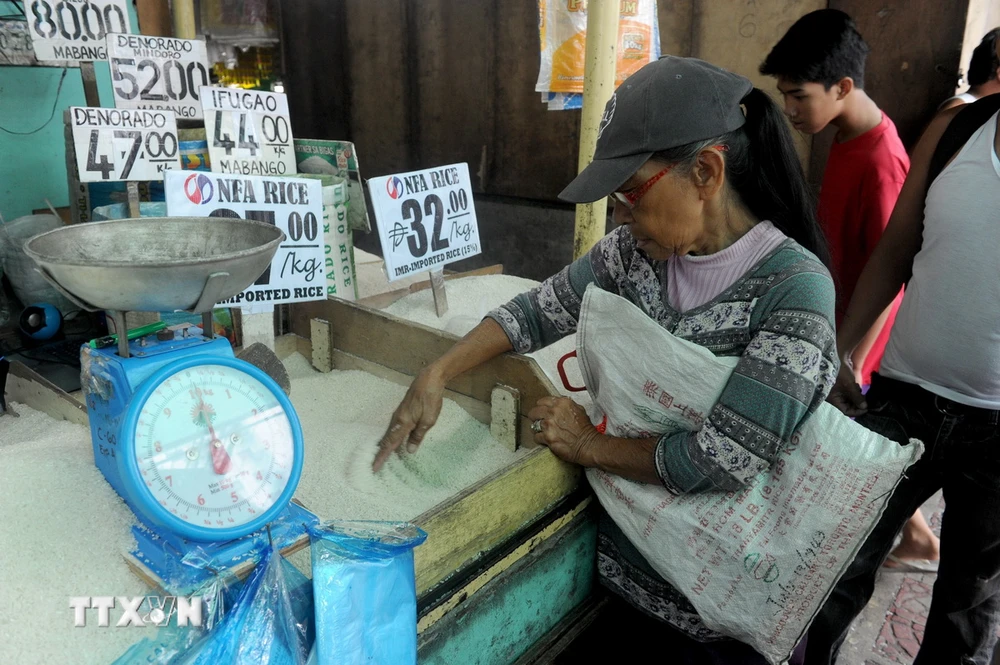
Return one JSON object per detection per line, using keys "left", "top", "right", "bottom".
{"left": 557, "top": 351, "right": 587, "bottom": 392}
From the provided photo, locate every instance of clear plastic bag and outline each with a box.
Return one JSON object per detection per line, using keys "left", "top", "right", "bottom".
{"left": 309, "top": 521, "right": 427, "bottom": 665}
{"left": 113, "top": 545, "right": 312, "bottom": 665}
{"left": 111, "top": 572, "right": 235, "bottom": 665}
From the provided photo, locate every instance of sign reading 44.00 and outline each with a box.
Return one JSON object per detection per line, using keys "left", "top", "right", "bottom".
{"left": 28, "top": 0, "right": 131, "bottom": 64}
{"left": 369, "top": 163, "right": 481, "bottom": 282}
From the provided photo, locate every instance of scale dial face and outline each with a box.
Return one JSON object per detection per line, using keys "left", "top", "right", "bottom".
{"left": 121, "top": 357, "right": 303, "bottom": 541}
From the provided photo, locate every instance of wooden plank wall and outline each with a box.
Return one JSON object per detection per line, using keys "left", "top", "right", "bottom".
{"left": 282, "top": 0, "right": 973, "bottom": 202}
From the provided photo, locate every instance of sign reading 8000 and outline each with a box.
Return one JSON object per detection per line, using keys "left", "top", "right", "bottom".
{"left": 28, "top": 0, "right": 131, "bottom": 63}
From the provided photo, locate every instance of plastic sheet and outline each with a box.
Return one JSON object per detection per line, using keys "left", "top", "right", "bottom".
{"left": 309, "top": 521, "right": 427, "bottom": 665}
{"left": 113, "top": 545, "right": 312, "bottom": 665}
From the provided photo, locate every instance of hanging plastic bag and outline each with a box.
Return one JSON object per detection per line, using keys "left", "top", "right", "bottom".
{"left": 111, "top": 571, "right": 236, "bottom": 665}
{"left": 535, "top": 0, "right": 660, "bottom": 95}
{"left": 575, "top": 286, "right": 923, "bottom": 664}
{"left": 115, "top": 545, "right": 311, "bottom": 665}
{"left": 180, "top": 545, "right": 309, "bottom": 665}
{"left": 309, "top": 520, "right": 427, "bottom": 665}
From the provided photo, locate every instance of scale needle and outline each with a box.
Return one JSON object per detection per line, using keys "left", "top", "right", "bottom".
{"left": 194, "top": 397, "right": 231, "bottom": 475}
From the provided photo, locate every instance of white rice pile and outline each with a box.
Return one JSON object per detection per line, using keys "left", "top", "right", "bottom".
{"left": 285, "top": 354, "right": 524, "bottom": 522}
{"left": 381, "top": 274, "right": 587, "bottom": 397}
{"left": 0, "top": 404, "right": 148, "bottom": 664}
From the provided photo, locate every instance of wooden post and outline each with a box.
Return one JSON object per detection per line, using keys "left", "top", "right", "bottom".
{"left": 79, "top": 61, "right": 100, "bottom": 106}
{"left": 126, "top": 182, "right": 140, "bottom": 218}
{"left": 572, "top": 0, "right": 618, "bottom": 260}
{"left": 136, "top": 0, "right": 174, "bottom": 37}
{"left": 491, "top": 385, "right": 521, "bottom": 453}
{"left": 429, "top": 268, "right": 448, "bottom": 317}
{"left": 171, "top": 0, "right": 197, "bottom": 40}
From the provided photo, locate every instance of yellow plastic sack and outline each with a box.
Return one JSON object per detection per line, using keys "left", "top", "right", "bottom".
{"left": 536, "top": 0, "right": 659, "bottom": 95}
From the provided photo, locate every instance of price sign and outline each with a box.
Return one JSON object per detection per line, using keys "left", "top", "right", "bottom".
{"left": 106, "top": 34, "right": 211, "bottom": 120}
{"left": 201, "top": 87, "right": 296, "bottom": 177}
{"left": 27, "top": 0, "right": 131, "bottom": 63}
{"left": 164, "top": 171, "right": 326, "bottom": 307}
{"left": 1, "top": 19, "right": 47, "bottom": 66}
{"left": 369, "top": 163, "right": 481, "bottom": 282}
{"left": 69, "top": 106, "right": 180, "bottom": 182}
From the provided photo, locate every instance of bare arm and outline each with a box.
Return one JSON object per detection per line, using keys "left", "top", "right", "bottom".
{"left": 526, "top": 395, "right": 662, "bottom": 484}
{"left": 838, "top": 110, "right": 956, "bottom": 357}
{"left": 372, "top": 318, "right": 512, "bottom": 471}
{"left": 829, "top": 107, "right": 960, "bottom": 413}
{"left": 850, "top": 302, "right": 894, "bottom": 383}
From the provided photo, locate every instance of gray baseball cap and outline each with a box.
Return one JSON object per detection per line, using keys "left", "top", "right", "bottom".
{"left": 559, "top": 56, "right": 754, "bottom": 203}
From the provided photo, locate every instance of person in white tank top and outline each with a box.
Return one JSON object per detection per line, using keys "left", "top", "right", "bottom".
{"left": 938, "top": 27, "right": 1000, "bottom": 112}
{"left": 802, "top": 85, "right": 1000, "bottom": 662}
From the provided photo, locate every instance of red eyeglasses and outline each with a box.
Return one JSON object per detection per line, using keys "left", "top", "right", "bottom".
{"left": 610, "top": 165, "right": 674, "bottom": 210}
{"left": 611, "top": 146, "right": 728, "bottom": 210}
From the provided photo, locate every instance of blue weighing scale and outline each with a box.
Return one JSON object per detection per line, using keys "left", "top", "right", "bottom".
{"left": 24, "top": 217, "right": 319, "bottom": 593}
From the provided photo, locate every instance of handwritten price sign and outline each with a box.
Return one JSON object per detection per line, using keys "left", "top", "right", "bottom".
{"left": 368, "top": 163, "right": 481, "bottom": 282}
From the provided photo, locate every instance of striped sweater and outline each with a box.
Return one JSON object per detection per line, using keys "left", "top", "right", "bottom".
{"left": 487, "top": 225, "right": 839, "bottom": 640}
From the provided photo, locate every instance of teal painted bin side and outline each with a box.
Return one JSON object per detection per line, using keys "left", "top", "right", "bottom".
{"left": 419, "top": 512, "right": 597, "bottom": 665}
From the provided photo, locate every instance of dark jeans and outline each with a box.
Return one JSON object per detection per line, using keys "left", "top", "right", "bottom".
{"left": 805, "top": 373, "right": 1000, "bottom": 665}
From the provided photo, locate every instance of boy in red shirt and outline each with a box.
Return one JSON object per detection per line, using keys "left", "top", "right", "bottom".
{"left": 761, "top": 9, "right": 938, "bottom": 568}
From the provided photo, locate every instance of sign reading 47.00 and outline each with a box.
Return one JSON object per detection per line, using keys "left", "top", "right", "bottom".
{"left": 70, "top": 106, "right": 180, "bottom": 182}
{"left": 369, "top": 163, "right": 482, "bottom": 282}
{"left": 28, "top": 0, "right": 131, "bottom": 64}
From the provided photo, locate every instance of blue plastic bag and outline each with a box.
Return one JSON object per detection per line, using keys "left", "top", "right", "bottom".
{"left": 181, "top": 545, "right": 309, "bottom": 665}
{"left": 113, "top": 545, "right": 312, "bottom": 665}
{"left": 309, "top": 521, "right": 427, "bottom": 665}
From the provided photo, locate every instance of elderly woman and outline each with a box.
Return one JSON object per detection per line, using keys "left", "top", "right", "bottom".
{"left": 374, "top": 57, "right": 837, "bottom": 662}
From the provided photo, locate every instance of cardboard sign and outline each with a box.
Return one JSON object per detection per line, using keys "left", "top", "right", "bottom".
{"left": 27, "top": 0, "right": 131, "bottom": 63}
{"left": 294, "top": 139, "right": 372, "bottom": 232}
{"left": 1, "top": 19, "right": 56, "bottom": 66}
{"left": 293, "top": 174, "right": 357, "bottom": 300}
{"left": 69, "top": 106, "right": 180, "bottom": 182}
{"left": 200, "top": 87, "right": 296, "bottom": 177}
{"left": 164, "top": 171, "right": 326, "bottom": 307}
{"left": 369, "top": 163, "right": 481, "bottom": 282}
{"left": 106, "top": 34, "right": 211, "bottom": 120}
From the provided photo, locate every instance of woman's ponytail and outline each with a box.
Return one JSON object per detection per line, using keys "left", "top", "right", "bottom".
{"left": 736, "top": 88, "right": 831, "bottom": 268}
{"left": 652, "top": 87, "right": 830, "bottom": 268}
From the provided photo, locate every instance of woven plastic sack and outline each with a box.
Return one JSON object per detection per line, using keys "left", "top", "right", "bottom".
{"left": 575, "top": 286, "right": 923, "bottom": 664}
{"left": 310, "top": 521, "right": 427, "bottom": 665}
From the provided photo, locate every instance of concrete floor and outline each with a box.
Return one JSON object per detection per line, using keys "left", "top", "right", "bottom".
{"left": 836, "top": 496, "right": 944, "bottom": 665}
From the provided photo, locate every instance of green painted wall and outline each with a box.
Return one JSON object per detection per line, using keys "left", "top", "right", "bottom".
{"left": 419, "top": 515, "right": 598, "bottom": 665}
{"left": 0, "top": 1, "right": 138, "bottom": 221}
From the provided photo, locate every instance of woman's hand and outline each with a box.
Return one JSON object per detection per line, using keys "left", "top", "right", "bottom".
{"left": 528, "top": 397, "right": 602, "bottom": 466}
{"left": 826, "top": 361, "right": 868, "bottom": 417}
{"left": 372, "top": 367, "right": 446, "bottom": 472}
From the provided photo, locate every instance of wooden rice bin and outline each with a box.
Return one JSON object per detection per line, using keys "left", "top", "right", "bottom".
{"left": 287, "top": 292, "right": 585, "bottom": 597}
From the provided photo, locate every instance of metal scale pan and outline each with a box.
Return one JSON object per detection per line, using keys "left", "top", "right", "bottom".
{"left": 23, "top": 217, "right": 284, "bottom": 357}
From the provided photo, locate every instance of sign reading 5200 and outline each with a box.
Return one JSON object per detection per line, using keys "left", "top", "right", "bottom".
{"left": 107, "top": 34, "right": 211, "bottom": 120}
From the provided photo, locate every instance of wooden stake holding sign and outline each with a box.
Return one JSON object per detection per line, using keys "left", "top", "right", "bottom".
{"left": 368, "top": 163, "right": 482, "bottom": 318}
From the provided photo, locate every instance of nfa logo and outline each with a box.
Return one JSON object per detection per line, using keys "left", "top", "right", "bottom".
{"left": 386, "top": 176, "right": 404, "bottom": 200}
{"left": 184, "top": 173, "right": 214, "bottom": 204}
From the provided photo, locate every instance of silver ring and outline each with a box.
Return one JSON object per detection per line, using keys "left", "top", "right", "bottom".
{"left": 531, "top": 419, "right": 544, "bottom": 433}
